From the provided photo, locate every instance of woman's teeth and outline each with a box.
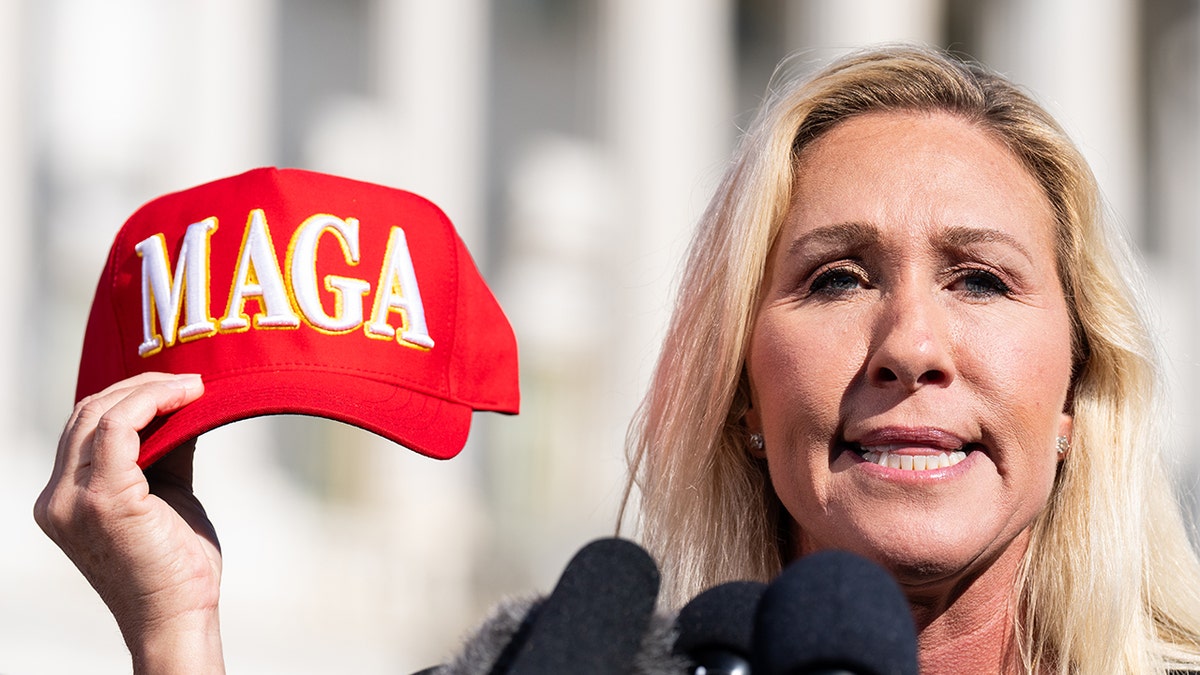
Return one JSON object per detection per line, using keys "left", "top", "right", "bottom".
{"left": 860, "top": 449, "right": 968, "bottom": 470}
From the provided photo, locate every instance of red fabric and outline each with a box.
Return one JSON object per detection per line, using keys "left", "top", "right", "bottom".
{"left": 77, "top": 167, "right": 519, "bottom": 467}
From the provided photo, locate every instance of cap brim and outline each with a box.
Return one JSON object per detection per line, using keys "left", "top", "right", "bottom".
{"left": 136, "top": 368, "right": 472, "bottom": 468}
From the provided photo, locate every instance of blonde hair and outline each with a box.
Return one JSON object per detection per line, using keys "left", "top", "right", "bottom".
{"left": 621, "top": 44, "right": 1200, "bottom": 674}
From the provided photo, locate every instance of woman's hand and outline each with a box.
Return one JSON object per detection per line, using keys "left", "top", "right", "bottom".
{"left": 34, "top": 372, "right": 225, "bottom": 674}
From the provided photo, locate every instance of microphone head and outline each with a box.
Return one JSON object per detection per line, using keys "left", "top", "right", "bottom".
{"left": 505, "top": 537, "right": 662, "bottom": 675}
{"left": 753, "top": 550, "right": 918, "bottom": 675}
{"left": 674, "top": 580, "right": 766, "bottom": 660}
{"left": 436, "top": 595, "right": 543, "bottom": 674}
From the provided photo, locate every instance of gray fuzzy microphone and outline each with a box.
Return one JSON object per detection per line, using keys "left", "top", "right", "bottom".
{"left": 428, "top": 538, "right": 688, "bottom": 675}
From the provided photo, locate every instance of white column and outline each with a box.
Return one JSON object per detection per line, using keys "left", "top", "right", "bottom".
{"left": 1190, "top": 1, "right": 1200, "bottom": 518}
{"left": 41, "top": 0, "right": 180, "bottom": 438}
{"left": 0, "top": 0, "right": 29, "bottom": 444}
{"left": 1145, "top": 8, "right": 1200, "bottom": 479}
{"left": 304, "top": 1, "right": 488, "bottom": 250}
{"left": 167, "top": 0, "right": 277, "bottom": 186}
{"left": 601, "top": 0, "right": 736, "bottom": 431}
{"left": 375, "top": 0, "right": 489, "bottom": 251}
{"left": 785, "top": 0, "right": 944, "bottom": 54}
{"left": 976, "top": 0, "right": 1142, "bottom": 243}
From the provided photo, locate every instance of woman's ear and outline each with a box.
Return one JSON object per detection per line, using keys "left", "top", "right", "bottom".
{"left": 737, "top": 365, "right": 766, "bottom": 458}
{"left": 1056, "top": 413, "right": 1073, "bottom": 461}
{"left": 745, "top": 408, "right": 762, "bottom": 434}
{"left": 745, "top": 407, "right": 766, "bottom": 459}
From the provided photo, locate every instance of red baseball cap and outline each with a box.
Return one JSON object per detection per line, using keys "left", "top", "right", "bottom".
{"left": 77, "top": 167, "right": 520, "bottom": 467}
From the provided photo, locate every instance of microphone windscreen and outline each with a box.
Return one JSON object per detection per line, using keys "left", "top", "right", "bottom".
{"left": 673, "top": 580, "right": 766, "bottom": 659}
{"left": 753, "top": 550, "right": 918, "bottom": 675}
{"left": 434, "top": 595, "right": 543, "bottom": 675}
{"left": 505, "top": 537, "right": 662, "bottom": 675}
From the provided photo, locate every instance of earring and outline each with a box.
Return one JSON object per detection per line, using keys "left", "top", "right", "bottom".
{"left": 749, "top": 433, "right": 764, "bottom": 451}
{"left": 1056, "top": 436, "right": 1069, "bottom": 455}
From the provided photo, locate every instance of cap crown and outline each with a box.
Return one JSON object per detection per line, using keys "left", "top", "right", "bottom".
{"left": 78, "top": 167, "right": 519, "bottom": 465}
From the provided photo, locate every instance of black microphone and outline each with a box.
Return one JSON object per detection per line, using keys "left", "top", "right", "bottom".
{"left": 673, "top": 580, "right": 766, "bottom": 675}
{"left": 433, "top": 537, "right": 667, "bottom": 675}
{"left": 752, "top": 550, "right": 917, "bottom": 675}
{"left": 505, "top": 537, "right": 661, "bottom": 674}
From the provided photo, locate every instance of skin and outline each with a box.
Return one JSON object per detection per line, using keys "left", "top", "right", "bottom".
{"left": 34, "top": 372, "right": 225, "bottom": 674}
{"left": 744, "top": 110, "right": 1076, "bottom": 673}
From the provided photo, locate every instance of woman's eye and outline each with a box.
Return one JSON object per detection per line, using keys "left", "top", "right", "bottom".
{"left": 809, "top": 266, "right": 867, "bottom": 296}
{"left": 953, "top": 269, "right": 1010, "bottom": 298}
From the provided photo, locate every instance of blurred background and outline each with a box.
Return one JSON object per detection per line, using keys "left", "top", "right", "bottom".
{"left": 1, "top": 0, "right": 1197, "bottom": 672}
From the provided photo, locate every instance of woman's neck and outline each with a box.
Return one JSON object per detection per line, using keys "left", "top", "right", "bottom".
{"left": 906, "top": 533, "right": 1031, "bottom": 675}
{"left": 914, "top": 593, "right": 1018, "bottom": 674}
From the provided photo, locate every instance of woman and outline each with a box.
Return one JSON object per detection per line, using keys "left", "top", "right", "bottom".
{"left": 622, "top": 45, "right": 1200, "bottom": 673}
{"left": 37, "top": 45, "right": 1200, "bottom": 673}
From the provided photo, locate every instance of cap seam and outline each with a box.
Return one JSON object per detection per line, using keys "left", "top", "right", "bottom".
{"left": 441, "top": 211, "right": 462, "bottom": 400}
{"left": 194, "top": 362, "right": 469, "bottom": 406}
{"left": 106, "top": 242, "right": 134, "bottom": 384}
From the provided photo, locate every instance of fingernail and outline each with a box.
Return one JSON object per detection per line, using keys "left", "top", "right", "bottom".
{"left": 173, "top": 373, "right": 203, "bottom": 389}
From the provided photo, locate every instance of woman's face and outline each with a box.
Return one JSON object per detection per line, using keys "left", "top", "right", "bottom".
{"left": 745, "top": 110, "right": 1075, "bottom": 587}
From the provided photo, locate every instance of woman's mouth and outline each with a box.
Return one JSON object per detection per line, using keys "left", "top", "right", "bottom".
{"left": 836, "top": 428, "right": 980, "bottom": 472}
{"left": 839, "top": 427, "right": 980, "bottom": 472}
{"left": 854, "top": 445, "right": 969, "bottom": 470}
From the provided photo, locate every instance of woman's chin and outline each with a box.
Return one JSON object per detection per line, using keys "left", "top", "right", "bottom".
{"left": 796, "top": 519, "right": 1023, "bottom": 591}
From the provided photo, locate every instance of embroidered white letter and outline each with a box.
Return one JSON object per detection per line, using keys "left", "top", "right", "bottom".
{"left": 134, "top": 218, "right": 218, "bottom": 356}
{"left": 365, "top": 227, "right": 434, "bottom": 348}
{"left": 288, "top": 214, "right": 370, "bottom": 333}
{"left": 220, "top": 209, "right": 300, "bottom": 331}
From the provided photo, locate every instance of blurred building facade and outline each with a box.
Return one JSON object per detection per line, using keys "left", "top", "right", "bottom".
{"left": 2, "top": 0, "right": 1197, "bottom": 672}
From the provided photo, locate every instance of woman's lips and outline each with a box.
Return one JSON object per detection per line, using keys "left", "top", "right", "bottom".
{"left": 850, "top": 426, "right": 967, "bottom": 451}
{"left": 841, "top": 426, "right": 976, "bottom": 473}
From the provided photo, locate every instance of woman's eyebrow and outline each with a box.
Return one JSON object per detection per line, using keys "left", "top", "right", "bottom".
{"left": 937, "top": 226, "right": 1035, "bottom": 263}
{"left": 784, "top": 221, "right": 880, "bottom": 258}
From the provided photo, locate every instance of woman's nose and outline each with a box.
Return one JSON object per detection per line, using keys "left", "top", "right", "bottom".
{"left": 865, "top": 291, "right": 956, "bottom": 390}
